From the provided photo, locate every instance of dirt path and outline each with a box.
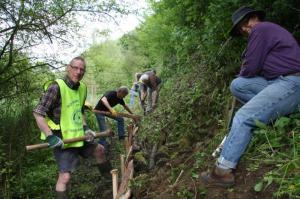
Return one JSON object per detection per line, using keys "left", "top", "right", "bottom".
{"left": 131, "top": 147, "right": 277, "bottom": 199}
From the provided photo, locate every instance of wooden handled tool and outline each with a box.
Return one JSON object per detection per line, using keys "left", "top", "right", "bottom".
{"left": 26, "top": 129, "right": 113, "bottom": 151}
{"left": 93, "top": 110, "right": 141, "bottom": 122}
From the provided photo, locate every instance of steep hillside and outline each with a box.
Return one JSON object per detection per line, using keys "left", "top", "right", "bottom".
{"left": 118, "top": 1, "right": 300, "bottom": 198}
{"left": 130, "top": 65, "right": 300, "bottom": 198}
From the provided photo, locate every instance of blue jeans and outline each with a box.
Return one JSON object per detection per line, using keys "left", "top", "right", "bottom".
{"left": 146, "top": 87, "right": 154, "bottom": 112}
{"left": 129, "top": 90, "right": 139, "bottom": 108}
{"left": 95, "top": 113, "right": 125, "bottom": 148}
{"left": 218, "top": 75, "right": 300, "bottom": 169}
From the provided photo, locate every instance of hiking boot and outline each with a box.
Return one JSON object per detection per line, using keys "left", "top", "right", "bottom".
{"left": 200, "top": 167, "right": 235, "bottom": 188}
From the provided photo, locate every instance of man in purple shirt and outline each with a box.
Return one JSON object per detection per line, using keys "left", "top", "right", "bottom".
{"left": 201, "top": 6, "right": 300, "bottom": 187}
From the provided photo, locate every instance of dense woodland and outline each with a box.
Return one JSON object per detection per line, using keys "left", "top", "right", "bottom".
{"left": 1, "top": 0, "right": 300, "bottom": 198}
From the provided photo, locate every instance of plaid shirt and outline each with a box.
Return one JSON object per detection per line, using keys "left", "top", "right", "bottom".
{"left": 33, "top": 76, "right": 83, "bottom": 124}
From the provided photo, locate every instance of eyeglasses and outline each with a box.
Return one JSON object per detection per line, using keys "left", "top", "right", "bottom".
{"left": 70, "top": 65, "right": 85, "bottom": 73}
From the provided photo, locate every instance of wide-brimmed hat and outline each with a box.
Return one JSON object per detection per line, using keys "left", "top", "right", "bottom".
{"left": 230, "top": 6, "right": 265, "bottom": 37}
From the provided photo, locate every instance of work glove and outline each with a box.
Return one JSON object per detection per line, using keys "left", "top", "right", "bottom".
{"left": 83, "top": 125, "right": 96, "bottom": 142}
{"left": 110, "top": 109, "right": 118, "bottom": 117}
{"left": 46, "top": 135, "right": 63, "bottom": 149}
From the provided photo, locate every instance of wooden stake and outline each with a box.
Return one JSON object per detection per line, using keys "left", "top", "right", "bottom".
{"left": 116, "top": 160, "right": 134, "bottom": 199}
{"left": 132, "top": 126, "right": 139, "bottom": 136}
{"left": 171, "top": 170, "right": 184, "bottom": 188}
{"left": 125, "top": 146, "right": 133, "bottom": 165}
{"left": 111, "top": 169, "right": 119, "bottom": 199}
{"left": 119, "top": 190, "right": 131, "bottom": 199}
{"left": 120, "top": 154, "right": 125, "bottom": 178}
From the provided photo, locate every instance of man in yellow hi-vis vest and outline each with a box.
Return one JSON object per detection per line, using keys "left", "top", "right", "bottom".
{"left": 33, "top": 57, "right": 111, "bottom": 199}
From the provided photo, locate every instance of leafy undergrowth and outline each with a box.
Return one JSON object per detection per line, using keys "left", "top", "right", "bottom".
{"left": 70, "top": 158, "right": 113, "bottom": 199}
{"left": 70, "top": 137, "right": 126, "bottom": 199}
{"left": 130, "top": 112, "right": 300, "bottom": 199}
{"left": 130, "top": 143, "right": 275, "bottom": 199}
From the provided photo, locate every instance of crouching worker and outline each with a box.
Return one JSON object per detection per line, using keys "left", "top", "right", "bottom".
{"left": 33, "top": 57, "right": 112, "bottom": 199}
{"left": 137, "top": 70, "right": 161, "bottom": 114}
{"left": 201, "top": 6, "right": 300, "bottom": 187}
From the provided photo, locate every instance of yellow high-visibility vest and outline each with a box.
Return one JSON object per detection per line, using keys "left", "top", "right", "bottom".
{"left": 40, "top": 79, "right": 87, "bottom": 148}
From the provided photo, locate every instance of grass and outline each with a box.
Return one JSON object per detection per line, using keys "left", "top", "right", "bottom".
{"left": 245, "top": 114, "right": 300, "bottom": 198}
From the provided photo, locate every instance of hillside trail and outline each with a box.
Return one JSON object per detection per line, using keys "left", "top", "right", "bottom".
{"left": 69, "top": 114, "right": 277, "bottom": 198}
{"left": 70, "top": 136, "right": 123, "bottom": 199}
{"left": 128, "top": 97, "right": 278, "bottom": 198}
{"left": 132, "top": 143, "right": 277, "bottom": 199}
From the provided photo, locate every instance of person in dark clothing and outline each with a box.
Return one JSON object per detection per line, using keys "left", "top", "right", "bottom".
{"left": 33, "top": 57, "right": 112, "bottom": 199}
{"left": 94, "top": 86, "right": 134, "bottom": 148}
{"left": 201, "top": 6, "right": 300, "bottom": 187}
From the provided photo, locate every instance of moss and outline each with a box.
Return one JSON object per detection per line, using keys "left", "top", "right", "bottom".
{"left": 134, "top": 151, "right": 147, "bottom": 165}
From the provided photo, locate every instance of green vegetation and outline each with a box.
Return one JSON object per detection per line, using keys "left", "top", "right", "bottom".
{"left": 1, "top": 0, "right": 300, "bottom": 198}
{"left": 248, "top": 115, "right": 300, "bottom": 197}
{"left": 121, "top": 0, "right": 300, "bottom": 198}
{"left": 0, "top": 1, "right": 134, "bottom": 198}
{"left": 83, "top": 40, "right": 142, "bottom": 104}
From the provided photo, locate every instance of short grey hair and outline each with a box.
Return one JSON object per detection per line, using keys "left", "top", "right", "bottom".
{"left": 70, "top": 56, "right": 86, "bottom": 67}
{"left": 117, "top": 86, "right": 129, "bottom": 95}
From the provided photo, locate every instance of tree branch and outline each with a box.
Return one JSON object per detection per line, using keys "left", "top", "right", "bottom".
{"left": 0, "top": 63, "right": 62, "bottom": 85}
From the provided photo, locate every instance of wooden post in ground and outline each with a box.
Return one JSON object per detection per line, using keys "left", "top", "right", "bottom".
{"left": 111, "top": 169, "right": 119, "bottom": 199}
{"left": 120, "top": 154, "right": 125, "bottom": 178}
{"left": 116, "top": 160, "right": 134, "bottom": 199}
{"left": 125, "top": 146, "right": 133, "bottom": 165}
{"left": 132, "top": 126, "right": 139, "bottom": 136}
{"left": 126, "top": 124, "right": 133, "bottom": 153}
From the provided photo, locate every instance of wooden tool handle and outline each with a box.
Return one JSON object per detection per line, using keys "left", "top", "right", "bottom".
{"left": 26, "top": 129, "right": 113, "bottom": 151}
{"left": 93, "top": 110, "right": 141, "bottom": 121}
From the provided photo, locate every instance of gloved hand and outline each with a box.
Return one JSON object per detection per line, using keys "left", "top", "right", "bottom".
{"left": 110, "top": 109, "right": 118, "bottom": 117}
{"left": 46, "top": 135, "right": 64, "bottom": 148}
{"left": 83, "top": 125, "right": 96, "bottom": 142}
